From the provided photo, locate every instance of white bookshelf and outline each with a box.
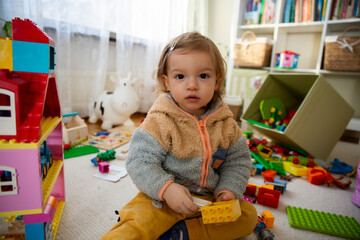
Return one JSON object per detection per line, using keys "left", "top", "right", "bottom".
{"left": 227, "top": 0, "right": 360, "bottom": 131}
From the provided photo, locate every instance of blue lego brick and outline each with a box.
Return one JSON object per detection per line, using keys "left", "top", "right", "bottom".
{"left": 287, "top": 206, "right": 360, "bottom": 239}
{"left": 12, "top": 40, "right": 50, "bottom": 73}
{"left": 25, "top": 222, "right": 46, "bottom": 240}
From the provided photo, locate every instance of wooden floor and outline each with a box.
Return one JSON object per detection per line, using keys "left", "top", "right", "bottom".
{"left": 85, "top": 112, "right": 146, "bottom": 134}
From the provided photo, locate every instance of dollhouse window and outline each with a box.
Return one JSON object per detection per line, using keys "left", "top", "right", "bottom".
{"left": 0, "top": 166, "right": 18, "bottom": 195}
{"left": 0, "top": 90, "right": 16, "bottom": 135}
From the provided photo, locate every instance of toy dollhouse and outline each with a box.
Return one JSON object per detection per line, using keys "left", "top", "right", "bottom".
{"left": 276, "top": 50, "right": 300, "bottom": 69}
{"left": 0, "top": 18, "right": 65, "bottom": 239}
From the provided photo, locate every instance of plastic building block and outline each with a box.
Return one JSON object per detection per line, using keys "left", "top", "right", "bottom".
{"left": 259, "top": 97, "right": 286, "bottom": 122}
{"left": 286, "top": 206, "right": 360, "bottom": 239}
{"left": 253, "top": 163, "right": 265, "bottom": 175}
{"left": 330, "top": 158, "right": 354, "bottom": 175}
{"left": 201, "top": 199, "right": 242, "bottom": 224}
{"left": 288, "top": 156, "right": 317, "bottom": 168}
{"left": 12, "top": 17, "right": 55, "bottom": 45}
{"left": 0, "top": 37, "right": 13, "bottom": 70}
{"left": 99, "top": 162, "right": 110, "bottom": 173}
{"left": 24, "top": 196, "right": 59, "bottom": 224}
{"left": 244, "top": 184, "right": 257, "bottom": 197}
{"left": 0, "top": 17, "right": 65, "bottom": 240}
{"left": 264, "top": 181, "right": 285, "bottom": 194}
{"left": 307, "top": 166, "right": 327, "bottom": 185}
{"left": 262, "top": 169, "right": 277, "bottom": 178}
{"left": 12, "top": 40, "right": 51, "bottom": 73}
{"left": 262, "top": 211, "right": 274, "bottom": 228}
{"left": 283, "top": 161, "right": 308, "bottom": 176}
{"left": 257, "top": 187, "right": 281, "bottom": 208}
{"left": 64, "top": 145, "right": 99, "bottom": 159}
{"left": 274, "top": 178, "right": 287, "bottom": 190}
{"left": 251, "top": 152, "right": 271, "bottom": 170}
{"left": 255, "top": 221, "right": 267, "bottom": 232}
{"left": 269, "top": 161, "right": 287, "bottom": 176}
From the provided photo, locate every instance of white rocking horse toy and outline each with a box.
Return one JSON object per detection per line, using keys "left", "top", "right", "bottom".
{"left": 89, "top": 72, "right": 140, "bottom": 130}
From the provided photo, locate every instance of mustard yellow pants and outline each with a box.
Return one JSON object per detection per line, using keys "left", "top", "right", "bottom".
{"left": 101, "top": 192, "right": 258, "bottom": 240}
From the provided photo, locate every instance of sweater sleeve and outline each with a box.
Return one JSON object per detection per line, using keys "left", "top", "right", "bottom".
{"left": 126, "top": 128, "right": 174, "bottom": 200}
{"left": 213, "top": 135, "right": 251, "bottom": 199}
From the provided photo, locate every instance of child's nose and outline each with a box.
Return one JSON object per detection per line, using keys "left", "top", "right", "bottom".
{"left": 187, "top": 77, "right": 199, "bottom": 90}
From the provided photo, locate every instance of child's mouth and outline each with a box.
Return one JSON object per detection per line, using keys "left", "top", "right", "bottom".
{"left": 186, "top": 96, "right": 200, "bottom": 102}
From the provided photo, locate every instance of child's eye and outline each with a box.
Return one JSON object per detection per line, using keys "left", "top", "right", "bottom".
{"left": 199, "top": 73, "right": 209, "bottom": 79}
{"left": 176, "top": 74, "right": 184, "bottom": 79}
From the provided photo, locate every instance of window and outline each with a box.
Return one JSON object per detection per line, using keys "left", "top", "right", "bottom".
{"left": 0, "top": 166, "right": 18, "bottom": 195}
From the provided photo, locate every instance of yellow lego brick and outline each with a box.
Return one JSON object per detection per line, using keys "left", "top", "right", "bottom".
{"left": 42, "top": 160, "right": 63, "bottom": 203}
{"left": 201, "top": 199, "right": 241, "bottom": 224}
{"left": 259, "top": 184, "right": 274, "bottom": 190}
{"left": 53, "top": 200, "right": 65, "bottom": 240}
{"left": 0, "top": 38, "right": 13, "bottom": 71}
{"left": 262, "top": 210, "right": 274, "bottom": 228}
{"left": 283, "top": 161, "right": 308, "bottom": 176}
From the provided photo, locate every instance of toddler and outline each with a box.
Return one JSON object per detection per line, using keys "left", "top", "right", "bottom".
{"left": 101, "top": 32, "right": 258, "bottom": 240}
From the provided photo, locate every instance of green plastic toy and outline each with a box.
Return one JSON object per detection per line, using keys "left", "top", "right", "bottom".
{"left": 287, "top": 206, "right": 360, "bottom": 239}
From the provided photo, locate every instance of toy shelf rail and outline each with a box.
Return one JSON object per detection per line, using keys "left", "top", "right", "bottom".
{"left": 42, "top": 159, "right": 63, "bottom": 204}
{"left": 53, "top": 200, "right": 65, "bottom": 239}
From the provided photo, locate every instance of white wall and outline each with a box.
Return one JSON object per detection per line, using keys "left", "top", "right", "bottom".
{"left": 208, "top": 0, "right": 235, "bottom": 61}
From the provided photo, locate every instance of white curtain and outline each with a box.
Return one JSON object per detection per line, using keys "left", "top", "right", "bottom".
{"left": 0, "top": 0, "right": 207, "bottom": 116}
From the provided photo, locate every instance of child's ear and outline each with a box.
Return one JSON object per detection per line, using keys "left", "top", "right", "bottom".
{"left": 215, "top": 75, "right": 221, "bottom": 90}
{"left": 162, "top": 75, "right": 170, "bottom": 91}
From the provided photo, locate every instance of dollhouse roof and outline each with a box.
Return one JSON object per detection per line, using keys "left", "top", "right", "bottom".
{"left": 0, "top": 18, "right": 60, "bottom": 143}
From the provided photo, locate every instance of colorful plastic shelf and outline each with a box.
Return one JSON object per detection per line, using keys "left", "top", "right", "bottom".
{"left": 287, "top": 206, "right": 360, "bottom": 239}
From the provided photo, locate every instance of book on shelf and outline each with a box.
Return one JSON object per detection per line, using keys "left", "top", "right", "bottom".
{"left": 245, "top": 0, "right": 277, "bottom": 24}
{"left": 282, "top": 0, "right": 332, "bottom": 22}
{"left": 331, "top": 0, "right": 360, "bottom": 19}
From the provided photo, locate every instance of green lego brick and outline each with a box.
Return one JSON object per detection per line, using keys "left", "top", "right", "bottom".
{"left": 64, "top": 145, "right": 99, "bottom": 159}
{"left": 286, "top": 206, "right": 360, "bottom": 239}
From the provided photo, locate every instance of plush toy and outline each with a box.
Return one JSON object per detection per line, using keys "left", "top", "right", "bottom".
{"left": 89, "top": 72, "right": 140, "bottom": 129}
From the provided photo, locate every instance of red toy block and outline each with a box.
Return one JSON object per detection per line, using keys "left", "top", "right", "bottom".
{"left": 262, "top": 169, "right": 277, "bottom": 178}
{"left": 307, "top": 167, "right": 327, "bottom": 185}
{"left": 12, "top": 18, "right": 55, "bottom": 45}
{"left": 257, "top": 187, "right": 281, "bottom": 208}
{"left": 244, "top": 184, "right": 257, "bottom": 196}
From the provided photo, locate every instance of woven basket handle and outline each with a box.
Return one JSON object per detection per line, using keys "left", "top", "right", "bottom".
{"left": 340, "top": 26, "right": 360, "bottom": 39}
{"left": 241, "top": 31, "right": 256, "bottom": 42}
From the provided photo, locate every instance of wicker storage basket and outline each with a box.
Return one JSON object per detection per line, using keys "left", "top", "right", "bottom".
{"left": 324, "top": 26, "right": 360, "bottom": 72}
{"left": 234, "top": 31, "right": 272, "bottom": 68}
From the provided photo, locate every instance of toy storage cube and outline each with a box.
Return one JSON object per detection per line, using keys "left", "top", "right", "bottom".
{"left": 241, "top": 73, "right": 354, "bottom": 160}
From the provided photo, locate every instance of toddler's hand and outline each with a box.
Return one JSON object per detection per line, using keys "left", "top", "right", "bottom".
{"left": 216, "top": 192, "right": 236, "bottom": 202}
{"left": 163, "top": 183, "right": 199, "bottom": 214}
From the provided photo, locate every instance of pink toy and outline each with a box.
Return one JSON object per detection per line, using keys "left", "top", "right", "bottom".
{"left": 0, "top": 18, "right": 65, "bottom": 239}
{"left": 352, "top": 162, "right": 360, "bottom": 207}
{"left": 89, "top": 72, "right": 140, "bottom": 130}
{"left": 99, "top": 162, "right": 110, "bottom": 173}
{"left": 276, "top": 51, "right": 300, "bottom": 69}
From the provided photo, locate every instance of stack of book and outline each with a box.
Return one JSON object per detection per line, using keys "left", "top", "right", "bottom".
{"left": 283, "top": 0, "right": 328, "bottom": 23}
{"left": 330, "top": 0, "right": 360, "bottom": 19}
{"left": 244, "top": 0, "right": 277, "bottom": 25}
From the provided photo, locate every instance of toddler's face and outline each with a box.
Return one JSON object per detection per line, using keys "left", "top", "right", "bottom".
{"left": 162, "top": 50, "right": 219, "bottom": 118}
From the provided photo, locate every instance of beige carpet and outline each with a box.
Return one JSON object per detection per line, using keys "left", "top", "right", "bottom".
{"left": 56, "top": 134, "right": 360, "bottom": 240}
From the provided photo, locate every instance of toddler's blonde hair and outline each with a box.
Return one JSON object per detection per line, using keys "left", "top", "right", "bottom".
{"left": 156, "top": 32, "right": 227, "bottom": 102}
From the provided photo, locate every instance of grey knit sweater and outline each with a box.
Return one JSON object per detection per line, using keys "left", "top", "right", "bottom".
{"left": 126, "top": 94, "right": 251, "bottom": 201}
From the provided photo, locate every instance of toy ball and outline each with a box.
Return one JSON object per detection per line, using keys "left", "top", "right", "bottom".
{"left": 89, "top": 72, "right": 140, "bottom": 129}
